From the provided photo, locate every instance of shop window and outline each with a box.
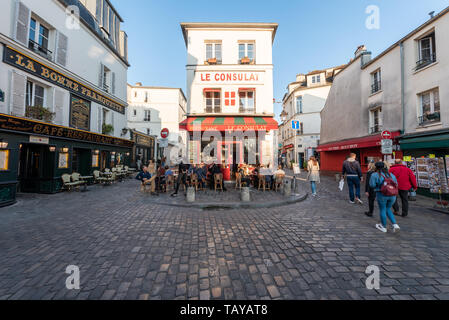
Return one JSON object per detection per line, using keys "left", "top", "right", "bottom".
{"left": 418, "top": 88, "right": 440, "bottom": 125}
{"left": 369, "top": 107, "right": 383, "bottom": 134}
{"left": 204, "top": 90, "right": 221, "bottom": 113}
{"left": 371, "top": 69, "right": 381, "bottom": 94}
{"left": 239, "top": 89, "right": 255, "bottom": 113}
{"left": 239, "top": 42, "right": 255, "bottom": 64}
{"left": 416, "top": 32, "right": 436, "bottom": 70}
{"left": 0, "top": 149, "right": 9, "bottom": 171}
{"left": 205, "top": 42, "right": 222, "bottom": 64}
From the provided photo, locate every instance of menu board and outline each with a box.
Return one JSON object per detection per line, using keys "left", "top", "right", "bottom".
{"left": 92, "top": 154, "right": 99, "bottom": 168}
{"left": 70, "top": 95, "right": 91, "bottom": 131}
{"left": 58, "top": 152, "right": 69, "bottom": 169}
{"left": 0, "top": 150, "right": 9, "bottom": 171}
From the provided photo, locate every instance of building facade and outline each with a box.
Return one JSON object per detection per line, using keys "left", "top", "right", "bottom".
{"left": 318, "top": 8, "right": 449, "bottom": 198}
{"left": 279, "top": 66, "right": 344, "bottom": 169}
{"left": 127, "top": 83, "right": 187, "bottom": 166}
{"left": 179, "top": 23, "right": 279, "bottom": 169}
{"left": 0, "top": 0, "right": 130, "bottom": 206}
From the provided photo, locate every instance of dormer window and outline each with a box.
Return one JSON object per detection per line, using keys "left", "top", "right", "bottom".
{"left": 205, "top": 42, "right": 222, "bottom": 64}
{"left": 311, "top": 75, "right": 321, "bottom": 84}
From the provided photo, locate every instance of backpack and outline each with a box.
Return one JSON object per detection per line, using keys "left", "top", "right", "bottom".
{"left": 380, "top": 173, "right": 398, "bottom": 196}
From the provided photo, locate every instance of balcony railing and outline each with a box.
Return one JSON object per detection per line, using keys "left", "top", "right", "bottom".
{"left": 239, "top": 108, "right": 255, "bottom": 114}
{"left": 205, "top": 107, "right": 222, "bottom": 113}
{"left": 370, "top": 125, "right": 382, "bottom": 134}
{"left": 143, "top": 118, "right": 151, "bottom": 122}
{"left": 416, "top": 53, "right": 437, "bottom": 71}
{"left": 103, "top": 84, "right": 109, "bottom": 93}
{"left": 371, "top": 81, "right": 381, "bottom": 94}
{"left": 419, "top": 112, "right": 440, "bottom": 125}
{"left": 25, "top": 105, "right": 55, "bottom": 123}
{"left": 28, "top": 39, "right": 52, "bottom": 60}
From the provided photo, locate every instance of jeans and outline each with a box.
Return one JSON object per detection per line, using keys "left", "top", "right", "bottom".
{"left": 392, "top": 190, "right": 409, "bottom": 217}
{"left": 311, "top": 181, "right": 317, "bottom": 195}
{"left": 347, "top": 176, "right": 361, "bottom": 202}
{"left": 367, "top": 191, "right": 376, "bottom": 214}
{"left": 376, "top": 193, "right": 397, "bottom": 227}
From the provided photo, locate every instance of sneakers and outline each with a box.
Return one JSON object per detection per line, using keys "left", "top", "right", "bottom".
{"left": 364, "top": 211, "right": 373, "bottom": 217}
{"left": 349, "top": 200, "right": 355, "bottom": 204}
{"left": 356, "top": 198, "right": 363, "bottom": 205}
{"left": 376, "top": 224, "right": 387, "bottom": 233}
{"left": 392, "top": 224, "right": 401, "bottom": 233}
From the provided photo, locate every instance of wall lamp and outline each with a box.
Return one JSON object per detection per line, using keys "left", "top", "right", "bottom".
{"left": 0, "top": 141, "right": 8, "bottom": 149}
{"left": 49, "top": 146, "right": 56, "bottom": 152}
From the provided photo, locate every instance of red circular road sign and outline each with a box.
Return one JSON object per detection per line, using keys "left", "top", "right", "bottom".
{"left": 161, "top": 128, "right": 169, "bottom": 139}
{"left": 381, "top": 131, "right": 392, "bottom": 139}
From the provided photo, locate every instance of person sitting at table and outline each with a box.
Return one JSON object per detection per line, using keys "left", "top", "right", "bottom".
{"left": 135, "top": 166, "right": 157, "bottom": 195}
{"left": 165, "top": 166, "right": 174, "bottom": 177}
{"left": 196, "top": 163, "right": 207, "bottom": 189}
{"left": 156, "top": 165, "right": 166, "bottom": 192}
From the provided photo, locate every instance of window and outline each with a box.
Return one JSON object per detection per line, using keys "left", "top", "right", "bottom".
{"left": 147, "top": 129, "right": 151, "bottom": 135}
{"left": 144, "top": 110, "right": 151, "bottom": 122}
{"left": 239, "top": 90, "right": 255, "bottom": 112}
{"left": 26, "top": 81, "right": 45, "bottom": 107}
{"left": 133, "top": 109, "right": 137, "bottom": 117}
{"left": 369, "top": 107, "right": 383, "bottom": 134}
{"left": 311, "top": 75, "right": 321, "bottom": 84}
{"left": 224, "top": 92, "right": 236, "bottom": 107}
{"left": 102, "top": 108, "right": 109, "bottom": 127}
{"left": 371, "top": 70, "right": 382, "bottom": 94}
{"left": 145, "top": 92, "right": 148, "bottom": 103}
{"left": 0, "top": 149, "right": 9, "bottom": 171}
{"left": 418, "top": 88, "right": 440, "bottom": 125}
{"left": 102, "top": 0, "right": 109, "bottom": 31}
{"left": 205, "top": 43, "right": 222, "bottom": 64}
{"left": 416, "top": 32, "right": 436, "bottom": 70}
{"left": 103, "top": 65, "right": 110, "bottom": 92}
{"left": 239, "top": 43, "right": 255, "bottom": 63}
{"left": 29, "top": 18, "right": 51, "bottom": 57}
{"left": 204, "top": 90, "right": 221, "bottom": 113}
{"left": 296, "top": 96, "right": 303, "bottom": 114}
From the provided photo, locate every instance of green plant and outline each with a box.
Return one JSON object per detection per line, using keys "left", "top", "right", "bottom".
{"left": 26, "top": 105, "right": 55, "bottom": 122}
{"left": 102, "top": 124, "right": 114, "bottom": 135}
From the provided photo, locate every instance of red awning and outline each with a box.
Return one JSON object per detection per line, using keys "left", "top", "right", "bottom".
{"left": 179, "top": 116, "right": 278, "bottom": 132}
{"left": 317, "top": 131, "right": 401, "bottom": 152}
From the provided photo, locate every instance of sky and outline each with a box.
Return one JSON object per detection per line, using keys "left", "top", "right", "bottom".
{"left": 113, "top": 0, "right": 449, "bottom": 118}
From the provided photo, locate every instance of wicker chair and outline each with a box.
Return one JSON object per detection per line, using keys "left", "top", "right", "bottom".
{"left": 274, "top": 174, "right": 285, "bottom": 192}
{"left": 214, "top": 173, "right": 223, "bottom": 192}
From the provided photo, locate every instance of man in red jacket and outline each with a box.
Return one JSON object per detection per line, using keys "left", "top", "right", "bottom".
{"left": 389, "top": 159, "right": 418, "bottom": 217}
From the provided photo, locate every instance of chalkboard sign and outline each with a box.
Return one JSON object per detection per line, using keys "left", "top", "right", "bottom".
{"left": 70, "top": 95, "right": 90, "bottom": 131}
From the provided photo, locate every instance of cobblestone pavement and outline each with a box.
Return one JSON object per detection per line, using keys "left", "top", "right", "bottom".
{"left": 1, "top": 173, "right": 449, "bottom": 300}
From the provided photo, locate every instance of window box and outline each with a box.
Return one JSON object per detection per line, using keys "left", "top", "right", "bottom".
{"left": 102, "top": 123, "right": 114, "bottom": 135}
{"left": 240, "top": 57, "right": 251, "bottom": 64}
{"left": 207, "top": 58, "right": 217, "bottom": 65}
{"left": 419, "top": 112, "right": 441, "bottom": 125}
{"left": 25, "top": 105, "right": 55, "bottom": 122}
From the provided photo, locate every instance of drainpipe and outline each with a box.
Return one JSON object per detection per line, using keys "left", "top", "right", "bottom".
{"left": 400, "top": 42, "right": 405, "bottom": 135}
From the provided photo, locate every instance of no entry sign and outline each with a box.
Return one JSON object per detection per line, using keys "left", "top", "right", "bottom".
{"left": 161, "top": 128, "right": 169, "bottom": 139}
{"left": 381, "top": 131, "right": 392, "bottom": 139}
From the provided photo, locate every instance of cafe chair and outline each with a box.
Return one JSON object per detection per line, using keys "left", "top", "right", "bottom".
{"left": 258, "top": 174, "right": 269, "bottom": 192}
{"left": 274, "top": 175, "right": 285, "bottom": 192}
{"left": 235, "top": 172, "right": 242, "bottom": 190}
{"left": 190, "top": 174, "right": 199, "bottom": 191}
{"left": 214, "top": 173, "right": 223, "bottom": 192}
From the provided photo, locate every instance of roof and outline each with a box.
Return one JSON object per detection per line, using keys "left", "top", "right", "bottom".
{"left": 127, "top": 84, "right": 187, "bottom": 101}
{"left": 180, "top": 22, "right": 279, "bottom": 47}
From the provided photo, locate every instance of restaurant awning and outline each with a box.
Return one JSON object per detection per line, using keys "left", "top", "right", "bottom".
{"left": 179, "top": 116, "right": 278, "bottom": 132}
{"left": 317, "top": 131, "right": 401, "bottom": 152}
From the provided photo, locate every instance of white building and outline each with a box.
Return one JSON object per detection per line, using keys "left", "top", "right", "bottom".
{"left": 279, "top": 66, "right": 344, "bottom": 168}
{"left": 0, "top": 0, "right": 130, "bottom": 205}
{"left": 127, "top": 83, "right": 187, "bottom": 165}
{"left": 180, "top": 23, "right": 278, "bottom": 167}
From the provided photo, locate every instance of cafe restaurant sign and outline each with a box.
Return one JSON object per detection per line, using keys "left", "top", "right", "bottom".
{"left": 0, "top": 113, "right": 133, "bottom": 148}
{"left": 196, "top": 71, "right": 264, "bottom": 84}
{"left": 3, "top": 46, "right": 126, "bottom": 114}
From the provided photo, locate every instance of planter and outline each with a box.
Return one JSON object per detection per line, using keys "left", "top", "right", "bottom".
{"left": 102, "top": 124, "right": 114, "bottom": 136}
{"left": 207, "top": 58, "right": 217, "bottom": 64}
{"left": 240, "top": 57, "right": 251, "bottom": 64}
{"left": 25, "top": 105, "right": 55, "bottom": 122}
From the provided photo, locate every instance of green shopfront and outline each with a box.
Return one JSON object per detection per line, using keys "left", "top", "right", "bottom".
{"left": 400, "top": 129, "right": 449, "bottom": 200}
{"left": 0, "top": 113, "right": 133, "bottom": 207}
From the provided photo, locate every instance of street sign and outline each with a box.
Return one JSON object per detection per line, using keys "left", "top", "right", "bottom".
{"left": 381, "top": 139, "right": 393, "bottom": 147}
{"left": 161, "top": 128, "right": 169, "bottom": 139}
{"left": 159, "top": 139, "right": 168, "bottom": 148}
{"left": 381, "top": 130, "right": 392, "bottom": 139}
{"left": 292, "top": 120, "right": 300, "bottom": 130}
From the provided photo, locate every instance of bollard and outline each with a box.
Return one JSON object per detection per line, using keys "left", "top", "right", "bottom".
{"left": 283, "top": 179, "right": 292, "bottom": 197}
{"left": 186, "top": 187, "right": 195, "bottom": 203}
{"left": 241, "top": 187, "right": 250, "bottom": 202}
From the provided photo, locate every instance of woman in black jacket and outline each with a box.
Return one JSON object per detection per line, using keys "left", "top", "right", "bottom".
{"left": 365, "top": 162, "right": 376, "bottom": 217}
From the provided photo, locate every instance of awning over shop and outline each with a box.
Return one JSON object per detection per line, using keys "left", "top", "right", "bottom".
{"left": 317, "top": 131, "right": 401, "bottom": 152}
{"left": 179, "top": 117, "right": 278, "bottom": 132}
{"left": 400, "top": 131, "right": 449, "bottom": 150}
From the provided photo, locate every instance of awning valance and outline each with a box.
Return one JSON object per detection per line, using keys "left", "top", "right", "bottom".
{"left": 180, "top": 116, "right": 278, "bottom": 132}
{"left": 317, "top": 131, "right": 401, "bottom": 152}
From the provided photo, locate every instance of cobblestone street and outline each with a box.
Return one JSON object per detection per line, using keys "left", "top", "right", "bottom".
{"left": 1, "top": 173, "right": 449, "bottom": 300}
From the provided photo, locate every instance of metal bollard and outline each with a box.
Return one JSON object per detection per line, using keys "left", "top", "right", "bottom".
{"left": 241, "top": 187, "right": 250, "bottom": 202}
{"left": 186, "top": 187, "right": 195, "bottom": 203}
{"left": 283, "top": 179, "right": 292, "bottom": 197}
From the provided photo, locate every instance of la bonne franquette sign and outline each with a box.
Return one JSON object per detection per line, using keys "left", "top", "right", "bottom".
{"left": 195, "top": 71, "right": 264, "bottom": 84}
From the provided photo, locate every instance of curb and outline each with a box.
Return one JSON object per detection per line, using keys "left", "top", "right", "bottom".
{"left": 157, "top": 193, "right": 309, "bottom": 210}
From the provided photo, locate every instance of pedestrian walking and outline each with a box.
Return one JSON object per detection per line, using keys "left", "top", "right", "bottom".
{"left": 342, "top": 153, "right": 364, "bottom": 204}
{"left": 390, "top": 159, "right": 418, "bottom": 217}
{"left": 369, "top": 162, "right": 400, "bottom": 233}
{"left": 307, "top": 156, "right": 320, "bottom": 196}
{"left": 364, "top": 162, "right": 376, "bottom": 217}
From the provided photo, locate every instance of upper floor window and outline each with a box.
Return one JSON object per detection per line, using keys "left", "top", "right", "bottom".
{"left": 29, "top": 18, "right": 52, "bottom": 59}
{"left": 239, "top": 89, "right": 255, "bottom": 113}
{"left": 103, "top": 65, "right": 110, "bottom": 92}
{"left": 239, "top": 42, "right": 255, "bottom": 64}
{"left": 416, "top": 32, "right": 436, "bottom": 70}
{"left": 311, "top": 75, "right": 321, "bottom": 84}
{"left": 26, "top": 80, "right": 45, "bottom": 108}
{"left": 296, "top": 96, "right": 303, "bottom": 114}
{"left": 205, "top": 42, "right": 222, "bottom": 64}
{"left": 418, "top": 88, "right": 440, "bottom": 125}
{"left": 144, "top": 110, "right": 151, "bottom": 122}
{"left": 145, "top": 92, "right": 149, "bottom": 103}
{"left": 133, "top": 109, "right": 137, "bottom": 117}
{"left": 369, "top": 107, "right": 383, "bottom": 134}
{"left": 371, "top": 69, "right": 381, "bottom": 94}
{"left": 204, "top": 89, "right": 221, "bottom": 113}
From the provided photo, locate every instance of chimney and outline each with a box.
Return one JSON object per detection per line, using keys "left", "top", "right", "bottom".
{"left": 361, "top": 51, "right": 372, "bottom": 67}
{"left": 296, "top": 74, "right": 306, "bottom": 83}
{"left": 354, "top": 45, "right": 367, "bottom": 58}
{"left": 429, "top": 11, "right": 435, "bottom": 19}
{"left": 135, "top": 82, "right": 142, "bottom": 86}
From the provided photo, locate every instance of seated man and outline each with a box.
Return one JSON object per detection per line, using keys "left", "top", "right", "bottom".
{"left": 273, "top": 165, "right": 286, "bottom": 177}
{"left": 165, "top": 166, "right": 174, "bottom": 177}
{"left": 135, "top": 166, "right": 157, "bottom": 195}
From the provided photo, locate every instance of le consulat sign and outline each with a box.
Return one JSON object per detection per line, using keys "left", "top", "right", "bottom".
{"left": 3, "top": 46, "right": 126, "bottom": 114}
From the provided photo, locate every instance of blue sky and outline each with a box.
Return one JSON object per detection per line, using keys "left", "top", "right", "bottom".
{"left": 113, "top": 0, "right": 448, "bottom": 117}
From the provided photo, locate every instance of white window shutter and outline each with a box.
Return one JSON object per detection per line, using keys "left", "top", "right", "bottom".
{"left": 111, "top": 72, "right": 116, "bottom": 95}
{"left": 14, "top": 1, "right": 31, "bottom": 46}
{"left": 10, "top": 70, "right": 26, "bottom": 116}
{"left": 55, "top": 31, "right": 68, "bottom": 67}
{"left": 54, "top": 89, "right": 65, "bottom": 125}
{"left": 46, "top": 87, "right": 55, "bottom": 112}
{"left": 98, "top": 106, "right": 102, "bottom": 133}
{"left": 111, "top": 112, "right": 115, "bottom": 135}
{"left": 99, "top": 63, "right": 105, "bottom": 88}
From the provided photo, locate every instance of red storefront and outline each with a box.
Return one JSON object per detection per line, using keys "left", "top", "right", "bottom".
{"left": 317, "top": 131, "right": 402, "bottom": 173}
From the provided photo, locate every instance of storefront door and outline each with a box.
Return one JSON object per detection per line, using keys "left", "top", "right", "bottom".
{"left": 19, "top": 144, "right": 55, "bottom": 193}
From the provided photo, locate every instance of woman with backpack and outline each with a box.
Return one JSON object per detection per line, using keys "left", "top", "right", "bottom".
{"left": 307, "top": 156, "right": 320, "bottom": 196}
{"left": 369, "top": 162, "right": 401, "bottom": 233}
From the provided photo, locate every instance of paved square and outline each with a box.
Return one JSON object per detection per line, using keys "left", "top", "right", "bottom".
{"left": 1, "top": 174, "right": 449, "bottom": 300}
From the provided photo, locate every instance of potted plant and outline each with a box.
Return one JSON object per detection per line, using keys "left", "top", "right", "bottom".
{"left": 25, "top": 105, "right": 55, "bottom": 122}
{"left": 102, "top": 124, "right": 114, "bottom": 135}
{"left": 240, "top": 57, "right": 251, "bottom": 64}
{"left": 207, "top": 58, "right": 217, "bottom": 64}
